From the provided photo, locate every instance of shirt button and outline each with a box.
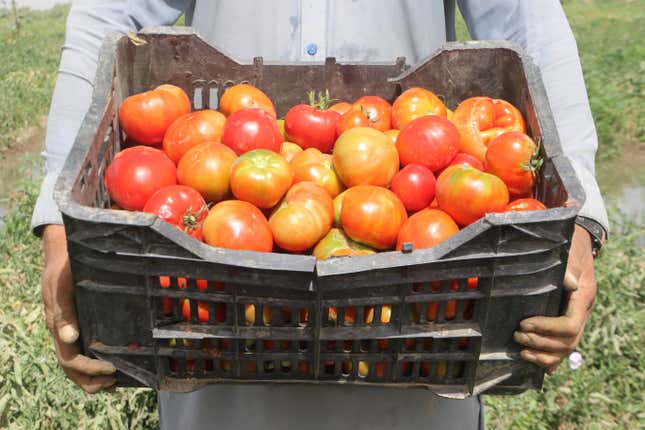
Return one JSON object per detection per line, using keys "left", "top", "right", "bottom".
{"left": 306, "top": 43, "right": 318, "bottom": 56}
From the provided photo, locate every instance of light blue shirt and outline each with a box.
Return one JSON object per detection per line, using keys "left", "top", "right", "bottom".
{"left": 31, "top": 1, "right": 609, "bottom": 428}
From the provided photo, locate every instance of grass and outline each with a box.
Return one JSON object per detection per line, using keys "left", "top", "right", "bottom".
{"left": 0, "top": 1, "right": 643, "bottom": 428}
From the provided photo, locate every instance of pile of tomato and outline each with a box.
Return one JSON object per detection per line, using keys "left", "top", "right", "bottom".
{"left": 109, "top": 83, "right": 547, "bottom": 264}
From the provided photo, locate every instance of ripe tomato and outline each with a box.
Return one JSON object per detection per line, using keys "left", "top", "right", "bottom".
{"left": 332, "top": 127, "right": 399, "bottom": 187}
{"left": 221, "top": 108, "right": 283, "bottom": 155}
{"left": 436, "top": 165, "right": 509, "bottom": 226}
{"left": 230, "top": 149, "right": 293, "bottom": 208}
{"left": 452, "top": 97, "right": 526, "bottom": 161}
{"left": 485, "top": 131, "right": 540, "bottom": 196}
{"left": 118, "top": 84, "right": 191, "bottom": 145}
{"left": 435, "top": 152, "right": 485, "bottom": 177}
{"left": 269, "top": 182, "right": 333, "bottom": 252}
{"left": 384, "top": 129, "right": 399, "bottom": 144}
{"left": 280, "top": 141, "right": 303, "bottom": 162}
{"left": 505, "top": 198, "right": 547, "bottom": 212}
{"left": 313, "top": 228, "right": 375, "bottom": 259}
{"left": 106, "top": 146, "right": 177, "bottom": 211}
{"left": 352, "top": 96, "right": 392, "bottom": 132}
{"left": 396, "top": 115, "right": 459, "bottom": 172}
{"left": 284, "top": 97, "right": 341, "bottom": 153}
{"left": 329, "top": 102, "right": 352, "bottom": 115}
{"left": 396, "top": 209, "right": 459, "bottom": 250}
{"left": 202, "top": 200, "right": 273, "bottom": 252}
{"left": 390, "top": 164, "right": 436, "bottom": 212}
{"left": 391, "top": 87, "right": 447, "bottom": 130}
{"left": 219, "top": 83, "right": 276, "bottom": 117}
{"left": 336, "top": 109, "right": 371, "bottom": 136}
{"left": 143, "top": 185, "right": 208, "bottom": 240}
{"left": 291, "top": 148, "right": 345, "bottom": 198}
{"left": 162, "top": 110, "right": 227, "bottom": 164}
{"left": 340, "top": 185, "right": 407, "bottom": 250}
{"left": 181, "top": 299, "right": 209, "bottom": 323}
{"left": 177, "top": 142, "right": 237, "bottom": 203}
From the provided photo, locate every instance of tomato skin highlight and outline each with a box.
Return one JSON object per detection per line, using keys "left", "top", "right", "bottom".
{"left": 143, "top": 185, "right": 208, "bottom": 240}
{"left": 219, "top": 84, "right": 276, "bottom": 118}
{"left": 229, "top": 149, "right": 293, "bottom": 209}
{"left": 352, "top": 96, "right": 392, "bottom": 132}
{"left": 280, "top": 141, "right": 303, "bottom": 162}
{"left": 390, "top": 164, "right": 437, "bottom": 213}
{"left": 177, "top": 142, "right": 237, "bottom": 203}
{"left": 396, "top": 115, "right": 460, "bottom": 172}
{"left": 284, "top": 104, "right": 340, "bottom": 153}
{"left": 332, "top": 127, "right": 399, "bottom": 188}
{"left": 485, "top": 131, "right": 538, "bottom": 196}
{"left": 202, "top": 200, "right": 273, "bottom": 252}
{"left": 119, "top": 85, "right": 191, "bottom": 145}
{"left": 436, "top": 165, "right": 509, "bottom": 226}
{"left": 162, "top": 110, "right": 227, "bottom": 164}
{"left": 106, "top": 146, "right": 177, "bottom": 211}
{"left": 221, "top": 108, "right": 283, "bottom": 155}
{"left": 391, "top": 87, "right": 447, "bottom": 130}
{"left": 396, "top": 209, "right": 459, "bottom": 250}
{"left": 504, "top": 198, "right": 547, "bottom": 212}
{"left": 340, "top": 185, "right": 408, "bottom": 250}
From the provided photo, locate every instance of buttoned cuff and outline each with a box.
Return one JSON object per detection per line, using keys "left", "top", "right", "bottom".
{"left": 31, "top": 170, "right": 63, "bottom": 237}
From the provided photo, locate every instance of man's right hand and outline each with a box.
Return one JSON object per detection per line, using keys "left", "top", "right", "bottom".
{"left": 42, "top": 224, "right": 117, "bottom": 393}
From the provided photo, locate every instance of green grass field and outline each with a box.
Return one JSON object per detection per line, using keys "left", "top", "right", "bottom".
{"left": 0, "top": 1, "right": 643, "bottom": 428}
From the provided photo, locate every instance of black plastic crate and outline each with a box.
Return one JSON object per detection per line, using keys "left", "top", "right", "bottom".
{"left": 54, "top": 28, "right": 584, "bottom": 398}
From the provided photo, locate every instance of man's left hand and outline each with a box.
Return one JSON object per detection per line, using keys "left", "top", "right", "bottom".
{"left": 514, "top": 225, "right": 597, "bottom": 374}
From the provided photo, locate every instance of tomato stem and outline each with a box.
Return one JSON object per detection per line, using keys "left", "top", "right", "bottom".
{"left": 308, "top": 89, "right": 337, "bottom": 110}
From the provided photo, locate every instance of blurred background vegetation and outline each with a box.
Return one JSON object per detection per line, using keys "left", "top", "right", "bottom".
{"left": 0, "top": 1, "right": 643, "bottom": 428}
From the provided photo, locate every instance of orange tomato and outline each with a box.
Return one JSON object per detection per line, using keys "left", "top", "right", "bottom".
{"left": 396, "top": 209, "right": 459, "bottom": 250}
{"left": 291, "top": 148, "right": 345, "bottom": 198}
{"left": 219, "top": 83, "right": 276, "bottom": 117}
{"left": 162, "top": 110, "right": 227, "bottom": 164}
{"left": 177, "top": 142, "right": 237, "bottom": 203}
{"left": 329, "top": 102, "right": 352, "bottom": 115}
{"left": 202, "top": 200, "right": 273, "bottom": 252}
{"left": 391, "top": 87, "right": 447, "bottom": 129}
{"left": 229, "top": 149, "right": 293, "bottom": 208}
{"left": 340, "top": 185, "right": 407, "bottom": 250}
{"left": 485, "top": 131, "right": 539, "bottom": 196}
{"left": 280, "top": 141, "right": 303, "bottom": 162}
{"left": 352, "top": 96, "right": 392, "bottom": 132}
{"left": 332, "top": 127, "right": 399, "bottom": 187}
{"left": 384, "top": 129, "right": 399, "bottom": 144}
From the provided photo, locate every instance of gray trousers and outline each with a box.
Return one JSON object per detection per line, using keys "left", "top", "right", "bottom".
{"left": 159, "top": 385, "right": 483, "bottom": 429}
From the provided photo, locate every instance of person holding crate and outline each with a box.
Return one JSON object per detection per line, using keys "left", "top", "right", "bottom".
{"left": 33, "top": 1, "right": 607, "bottom": 429}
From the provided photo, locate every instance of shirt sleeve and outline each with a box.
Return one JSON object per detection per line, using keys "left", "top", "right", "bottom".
{"left": 457, "top": 0, "right": 609, "bottom": 235}
{"left": 31, "top": 0, "right": 190, "bottom": 237}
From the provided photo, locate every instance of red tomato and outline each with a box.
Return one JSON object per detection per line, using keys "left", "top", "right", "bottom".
{"left": 485, "top": 131, "right": 539, "bottom": 196}
{"left": 284, "top": 103, "right": 340, "bottom": 153}
{"left": 221, "top": 108, "right": 283, "bottom": 155}
{"left": 332, "top": 127, "right": 399, "bottom": 187}
{"left": 436, "top": 165, "right": 509, "bottom": 226}
{"left": 291, "top": 148, "right": 345, "bottom": 198}
{"left": 505, "top": 198, "right": 547, "bottom": 212}
{"left": 352, "top": 96, "right": 392, "bottom": 132}
{"left": 340, "top": 185, "right": 408, "bottom": 250}
{"left": 396, "top": 209, "right": 459, "bottom": 250}
{"left": 329, "top": 102, "right": 352, "bottom": 115}
{"left": 391, "top": 87, "right": 447, "bottom": 130}
{"left": 448, "top": 153, "right": 484, "bottom": 170}
{"left": 219, "top": 84, "right": 276, "bottom": 117}
{"left": 105, "top": 146, "right": 177, "bottom": 211}
{"left": 230, "top": 149, "right": 294, "bottom": 208}
{"left": 181, "top": 299, "right": 209, "bottom": 323}
{"left": 396, "top": 115, "right": 459, "bottom": 172}
{"left": 384, "top": 129, "right": 400, "bottom": 144}
{"left": 452, "top": 97, "right": 526, "bottom": 162}
{"left": 269, "top": 182, "right": 334, "bottom": 252}
{"left": 162, "top": 110, "right": 227, "bottom": 164}
{"left": 202, "top": 200, "right": 273, "bottom": 252}
{"left": 390, "top": 164, "right": 437, "bottom": 212}
{"left": 143, "top": 185, "right": 208, "bottom": 240}
{"left": 280, "top": 141, "right": 303, "bottom": 162}
{"left": 336, "top": 109, "right": 371, "bottom": 137}
{"left": 177, "top": 142, "right": 237, "bottom": 203}
{"left": 119, "top": 84, "right": 191, "bottom": 145}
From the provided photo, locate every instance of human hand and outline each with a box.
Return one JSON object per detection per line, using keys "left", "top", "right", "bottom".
{"left": 42, "top": 224, "right": 117, "bottom": 393}
{"left": 514, "top": 225, "right": 597, "bottom": 374}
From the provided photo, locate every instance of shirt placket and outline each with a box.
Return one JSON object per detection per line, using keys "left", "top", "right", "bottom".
{"left": 300, "top": 0, "right": 327, "bottom": 61}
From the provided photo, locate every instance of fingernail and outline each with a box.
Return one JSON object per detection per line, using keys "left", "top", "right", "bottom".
{"left": 514, "top": 332, "right": 529, "bottom": 343}
{"left": 520, "top": 321, "right": 534, "bottom": 332}
{"left": 521, "top": 350, "right": 536, "bottom": 361}
{"left": 59, "top": 324, "right": 79, "bottom": 343}
{"left": 563, "top": 271, "right": 579, "bottom": 291}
